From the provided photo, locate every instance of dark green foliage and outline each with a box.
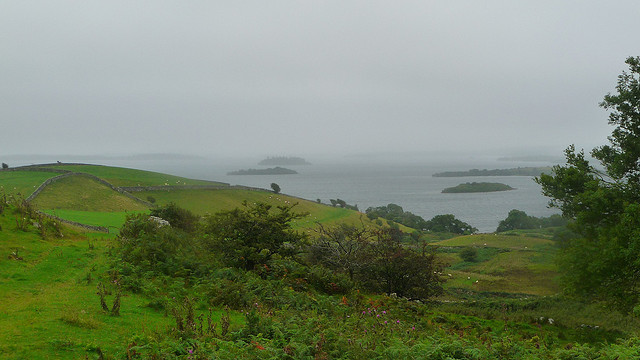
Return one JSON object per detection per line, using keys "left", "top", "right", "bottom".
{"left": 1, "top": 162, "right": 8, "bottom": 169}
{"left": 149, "top": 202, "right": 199, "bottom": 233}
{"left": 426, "top": 214, "right": 478, "bottom": 234}
{"left": 364, "top": 229, "right": 445, "bottom": 299}
{"left": 366, "top": 203, "right": 429, "bottom": 230}
{"left": 535, "top": 57, "right": 640, "bottom": 312}
{"left": 496, "top": 209, "right": 567, "bottom": 232}
{"left": 327, "top": 198, "right": 358, "bottom": 210}
{"left": 115, "top": 213, "right": 208, "bottom": 281}
{"left": 146, "top": 195, "right": 156, "bottom": 204}
{"left": 460, "top": 246, "right": 478, "bottom": 262}
{"left": 203, "top": 201, "right": 308, "bottom": 270}
{"left": 366, "top": 204, "right": 477, "bottom": 234}
{"left": 270, "top": 182, "right": 280, "bottom": 194}
{"left": 310, "top": 224, "right": 445, "bottom": 300}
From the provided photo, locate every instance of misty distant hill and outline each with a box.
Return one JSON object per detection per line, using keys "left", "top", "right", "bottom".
{"left": 227, "top": 167, "right": 298, "bottom": 175}
{"left": 433, "top": 167, "right": 553, "bottom": 177}
{"left": 258, "top": 156, "right": 311, "bottom": 166}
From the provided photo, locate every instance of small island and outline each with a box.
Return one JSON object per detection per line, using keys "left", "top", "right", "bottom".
{"left": 227, "top": 167, "right": 298, "bottom": 175}
{"left": 433, "top": 167, "right": 552, "bottom": 177}
{"left": 258, "top": 156, "right": 311, "bottom": 166}
{"left": 442, "top": 182, "right": 515, "bottom": 193}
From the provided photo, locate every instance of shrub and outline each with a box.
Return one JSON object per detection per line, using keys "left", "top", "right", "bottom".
{"left": 460, "top": 247, "right": 478, "bottom": 262}
{"left": 202, "top": 202, "right": 308, "bottom": 271}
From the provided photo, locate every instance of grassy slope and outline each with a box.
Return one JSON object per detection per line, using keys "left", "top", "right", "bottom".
{"left": 433, "top": 234, "right": 559, "bottom": 296}
{"left": 136, "top": 188, "right": 369, "bottom": 229}
{"left": 0, "top": 170, "right": 60, "bottom": 197}
{"left": 31, "top": 175, "right": 149, "bottom": 212}
{"left": 48, "top": 164, "right": 227, "bottom": 187}
{"left": 40, "top": 210, "right": 133, "bottom": 229}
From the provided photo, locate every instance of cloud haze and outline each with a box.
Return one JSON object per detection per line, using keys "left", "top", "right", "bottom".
{"left": 2, "top": 1, "right": 639, "bottom": 159}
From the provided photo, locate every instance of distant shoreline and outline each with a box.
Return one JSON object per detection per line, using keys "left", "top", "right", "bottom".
{"left": 433, "top": 167, "right": 552, "bottom": 177}
{"left": 227, "top": 167, "right": 298, "bottom": 175}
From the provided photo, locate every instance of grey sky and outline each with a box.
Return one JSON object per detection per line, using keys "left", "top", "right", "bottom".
{"left": 2, "top": 1, "right": 639, "bottom": 159}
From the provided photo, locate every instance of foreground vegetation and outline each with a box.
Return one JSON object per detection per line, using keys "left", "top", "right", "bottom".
{"left": 1, "top": 187, "right": 639, "bottom": 359}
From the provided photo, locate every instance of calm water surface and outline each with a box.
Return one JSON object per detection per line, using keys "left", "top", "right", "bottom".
{"left": 96, "top": 157, "right": 559, "bottom": 233}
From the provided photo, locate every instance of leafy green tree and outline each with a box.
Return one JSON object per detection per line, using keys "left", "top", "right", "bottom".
{"left": 270, "top": 182, "right": 281, "bottom": 194}
{"left": 1, "top": 163, "right": 8, "bottom": 169}
{"left": 203, "top": 202, "right": 308, "bottom": 271}
{"left": 425, "top": 214, "right": 477, "bottom": 234}
{"left": 535, "top": 57, "right": 640, "bottom": 311}
{"left": 497, "top": 209, "right": 567, "bottom": 232}
{"left": 496, "top": 209, "right": 537, "bottom": 232}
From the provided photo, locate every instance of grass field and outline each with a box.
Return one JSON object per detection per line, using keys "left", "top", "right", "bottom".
{"left": 433, "top": 233, "right": 554, "bottom": 250}
{"left": 433, "top": 234, "right": 560, "bottom": 296}
{"left": 40, "top": 210, "right": 140, "bottom": 229}
{"left": 31, "top": 175, "right": 149, "bottom": 212}
{"left": 0, "top": 170, "right": 60, "bottom": 197}
{"left": 47, "top": 164, "right": 227, "bottom": 187}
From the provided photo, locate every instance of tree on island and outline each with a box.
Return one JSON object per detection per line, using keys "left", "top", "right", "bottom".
{"left": 536, "top": 57, "right": 640, "bottom": 312}
{"left": 270, "top": 183, "right": 281, "bottom": 194}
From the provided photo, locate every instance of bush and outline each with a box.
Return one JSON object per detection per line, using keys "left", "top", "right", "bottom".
{"left": 459, "top": 247, "right": 478, "bottom": 262}
{"left": 150, "top": 202, "right": 199, "bottom": 233}
{"left": 202, "top": 202, "right": 308, "bottom": 271}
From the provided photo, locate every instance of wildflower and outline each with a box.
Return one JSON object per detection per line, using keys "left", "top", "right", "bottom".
{"left": 382, "top": 310, "right": 386, "bottom": 314}
{"left": 396, "top": 320, "right": 400, "bottom": 324}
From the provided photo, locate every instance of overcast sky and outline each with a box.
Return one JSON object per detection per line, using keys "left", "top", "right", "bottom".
{"left": 2, "top": 1, "right": 639, "bottom": 160}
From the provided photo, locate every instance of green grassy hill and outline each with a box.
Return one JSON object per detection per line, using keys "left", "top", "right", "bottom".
{"left": 46, "top": 164, "right": 227, "bottom": 187}
{"left": 31, "top": 174, "right": 149, "bottom": 212}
